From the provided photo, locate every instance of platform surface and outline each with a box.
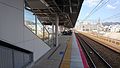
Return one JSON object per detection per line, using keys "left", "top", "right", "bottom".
{"left": 32, "top": 33, "right": 87, "bottom": 68}
{"left": 32, "top": 35, "right": 71, "bottom": 68}
{"left": 70, "top": 33, "right": 84, "bottom": 68}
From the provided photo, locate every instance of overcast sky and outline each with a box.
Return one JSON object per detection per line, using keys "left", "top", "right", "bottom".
{"left": 76, "top": 0, "right": 120, "bottom": 25}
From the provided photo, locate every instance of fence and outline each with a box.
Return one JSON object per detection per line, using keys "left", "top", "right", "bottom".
{"left": 0, "top": 40, "right": 33, "bottom": 68}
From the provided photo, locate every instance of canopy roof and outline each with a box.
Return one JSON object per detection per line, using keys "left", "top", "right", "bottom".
{"left": 25, "top": 0, "right": 84, "bottom": 28}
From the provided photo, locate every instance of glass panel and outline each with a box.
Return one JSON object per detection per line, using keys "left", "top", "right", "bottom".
{"left": 37, "top": 19, "right": 43, "bottom": 39}
{"left": 24, "top": 9, "right": 50, "bottom": 42}
{"left": 45, "top": 25, "right": 52, "bottom": 39}
{"left": 44, "top": 28, "right": 49, "bottom": 40}
{"left": 24, "top": 9, "right": 36, "bottom": 33}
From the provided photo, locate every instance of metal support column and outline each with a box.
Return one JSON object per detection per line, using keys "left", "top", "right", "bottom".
{"left": 55, "top": 15, "right": 59, "bottom": 46}
{"left": 43, "top": 24, "right": 45, "bottom": 41}
{"left": 52, "top": 22, "right": 55, "bottom": 46}
{"left": 35, "top": 15, "right": 37, "bottom": 34}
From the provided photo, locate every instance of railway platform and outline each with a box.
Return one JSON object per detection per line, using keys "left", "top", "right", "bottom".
{"left": 32, "top": 32, "right": 89, "bottom": 68}
{"left": 32, "top": 33, "right": 118, "bottom": 68}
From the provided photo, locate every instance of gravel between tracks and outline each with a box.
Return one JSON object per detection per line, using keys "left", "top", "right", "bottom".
{"left": 79, "top": 33, "right": 120, "bottom": 68}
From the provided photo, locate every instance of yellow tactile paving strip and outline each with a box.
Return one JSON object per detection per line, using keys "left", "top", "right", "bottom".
{"left": 80, "top": 32, "right": 120, "bottom": 53}
{"left": 60, "top": 37, "right": 72, "bottom": 68}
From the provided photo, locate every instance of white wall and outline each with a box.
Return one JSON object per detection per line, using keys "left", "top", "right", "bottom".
{"left": 0, "top": 0, "right": 50, "bottom": 62}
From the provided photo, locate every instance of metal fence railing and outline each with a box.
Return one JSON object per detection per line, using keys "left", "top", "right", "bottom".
{"left": 0, "top": 40, "right": 33, "bottom": 68}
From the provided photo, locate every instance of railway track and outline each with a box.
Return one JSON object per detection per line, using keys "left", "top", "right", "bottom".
{"left": 76, "top": 33, "right": 120, "bottom": 68}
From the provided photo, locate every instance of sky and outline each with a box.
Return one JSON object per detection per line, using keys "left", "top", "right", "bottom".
{"left": 25, "top": 9, "right": 35, "bottom": 22}
{"left": 76, "top": 0, "right": 120, "bottom": 25}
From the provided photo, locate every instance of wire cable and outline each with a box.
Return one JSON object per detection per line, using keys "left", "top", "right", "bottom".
{"left": 82, "top": 0, "right": 110, "bottom": 22}
{"left": 83, "top": 0, "right": 104, "bottom": 21}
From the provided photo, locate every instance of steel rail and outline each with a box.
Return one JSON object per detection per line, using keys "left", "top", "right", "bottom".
{"left": 77, "top": 34, "right": 112, "bottom": 68}
{"left": 76, "top": 34, "right": 96, "bottom": 68}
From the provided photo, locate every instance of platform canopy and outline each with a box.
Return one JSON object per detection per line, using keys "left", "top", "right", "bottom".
{"left": 25, "top": 0, "right": 84, "bottom": 28}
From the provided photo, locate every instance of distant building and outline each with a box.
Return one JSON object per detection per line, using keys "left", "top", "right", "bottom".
{"left": 77, "top": 20, "right": 104, "bottom": 32}
{"left": 78, "top": 21, "right": 93, "bottom": 31}
{"left": 108, "top": 24, "right": 120, "bottom": 33}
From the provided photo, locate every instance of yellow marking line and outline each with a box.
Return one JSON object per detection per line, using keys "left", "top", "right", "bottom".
{"left": 60, "top": 37, "right": 72, "bottom": 68}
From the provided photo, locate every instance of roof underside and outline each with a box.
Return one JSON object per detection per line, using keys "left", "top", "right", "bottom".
{"left": 25, "top": 0, "right": 84, "bottom": 28}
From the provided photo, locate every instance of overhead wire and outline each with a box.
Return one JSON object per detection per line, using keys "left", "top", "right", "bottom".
{"left": 82, "top": 0, "right": 104, "bottom": 21}
{"left": 82, "top": 0, "right": 110, "bottom": 22}
{"left": 90, "top": 0, "right": 109, "bottom": 16}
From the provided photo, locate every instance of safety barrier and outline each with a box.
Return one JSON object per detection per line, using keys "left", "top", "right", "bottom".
{"left": 0, "top": 40, "right": 33, "bottom": 68}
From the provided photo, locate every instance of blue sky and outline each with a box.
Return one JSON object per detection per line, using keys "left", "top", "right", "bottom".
{"left": 25, "top": 9, "right": 35, "bottom": 22}
{"left": 76, "top": 0, "right": 120, "bottom": 25}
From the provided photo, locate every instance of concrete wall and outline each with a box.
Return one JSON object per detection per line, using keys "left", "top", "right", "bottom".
{"left": 0, "top": 0, "right": 50, "bottom": 62}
